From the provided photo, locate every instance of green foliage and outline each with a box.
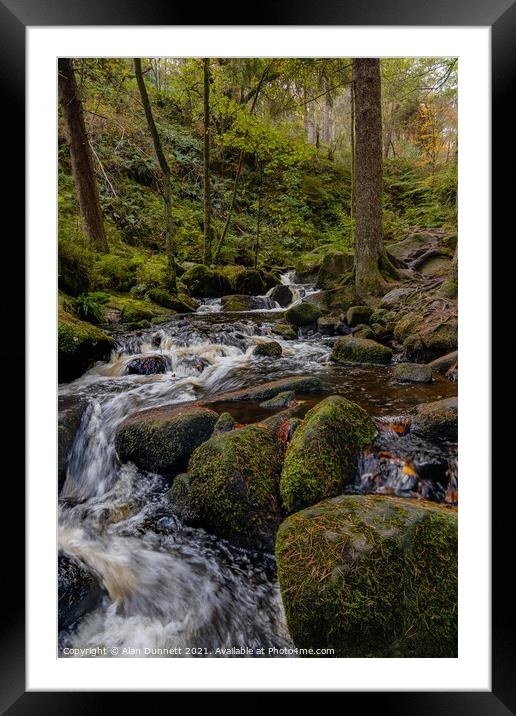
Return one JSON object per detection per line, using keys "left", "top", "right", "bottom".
{"left": 74, "top": 293, "right": 106, "bottom": 324}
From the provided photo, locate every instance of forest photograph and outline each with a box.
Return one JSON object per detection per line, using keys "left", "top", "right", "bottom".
{"left": 57, "top": 56, "right": 458, "bottom": 659}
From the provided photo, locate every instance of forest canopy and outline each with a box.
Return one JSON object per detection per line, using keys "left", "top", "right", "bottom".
{"left": 58, "top": 56, "right": 457, "bottom": 297}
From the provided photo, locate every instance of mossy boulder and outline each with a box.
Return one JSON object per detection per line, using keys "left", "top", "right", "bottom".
{"left": 254, "top": 341, "right": 282, "bottom": 358}
{"left": 380, "top": 287, "right": 414, "bottom": 308}
{"left": 212, "top": 412, "right": 236, "bottom": 435}
{"left": 286, "top": 301, "right": 322, "bottom": 327}
{"left": 272, "top": 322, "right": 298, "bottom": 340}
{"left": 331, "top": 336, "right": 393, "bottom": 365}
{"left": 147, "top": 288, "right": 197, "bottom": 313}
{"left": 353, "top": 324, "right": 375, "bottom": 340}
{"left": 182, "top": 264, "right": 230, "bottom": 298}
{"left": 58, "top": 399, "right": 87, "bottom": 492}
{"left": 402, "top": 320, "right": 458, "bottom": 362}
{"left": 428, "top": 350, "right": 458, "bottom": 374}
{"left": 221, "top": 294, "right": 272, "bottom": 311}
{"left": 393, "top": 362, "right": 433, "bottom": 383}
{"left": 259, "top": 391, "right": 295, "bottom": 409}
{"left": 280, "top": 396, "right": 376, "bottom": 513}
{"left": 182, "top": 423, "right": 283, "bottom": 551}
{"left": 370, "top": 307, "right": 395, "bottom": 328}
{"left": 306, "top": 285, "right": 356, "bottom": 314}
{"left": 316, "top": 251, "right": 354, "bottom": 290}
{"left": 412, "top": 397, "right": 458, "bottom": 440}
{"left": 276, "top": 494, "right": 458, "bottom": 657}
{"left": 115, "top": 405, "right": 219, "bottom": 476}
{"left": 346, "top": 305, "right": 373, "bottom": 327}
{"left": 234, "top": 269, "right": 266, "bottom": 296}
{"left": 58, "top": 552, "right": 104, "bottom": 630}
{"left": 58, "top": 309, "right": 114, "bottom": 382}
{"left": 58, "top": 243, "right": 93, "bottom": 296}
{"left": 120, "top": 301, "right": 156, "bottom": 324}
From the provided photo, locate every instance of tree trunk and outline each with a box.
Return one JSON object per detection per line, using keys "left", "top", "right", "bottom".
{"left": 254, "top": 162, "right": 263, "bottom": 269}
{"left": 134, "top": 58, "right": 176, "bottom": 292}
{"left": 58, "top": 58, "right": 109, "bottom": 253}
{"left": 307, "top": 89, "right": 316, "bottom": 144}
{"left": 350, "top": 83, "right": 356, "bottom": 220}
{"left": 203, "top": 58, "right": 212, "bottom": 265}
{"left": 353, "top": 58, "right": 387, "bottom": 297}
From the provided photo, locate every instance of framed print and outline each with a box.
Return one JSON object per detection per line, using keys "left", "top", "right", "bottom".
{"left": 1, "top": 0, "right": 509, "bottom": 708}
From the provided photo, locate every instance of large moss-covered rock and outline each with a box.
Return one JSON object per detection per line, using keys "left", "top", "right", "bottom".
{"left": 147, "top": 288, "right": 198, "bottom": 313}
{"left": 120, "top": 301, "right": 156, "bottom": 324}
{"left": 331, "top": 336, "right": 393, "bottom": 365}
{"left": 115, "top": 405, "right": 219, "bottom": 476}
{"left": 182, "top": 264, "right": 230, "bottom": 298}
{"left": 396, "top": 314, "right": 458, "bottom": 362}
{"left": 280, "top": 396, "right": 376, "bottom": 513}
{"left": 412, "top": 397, "right": 458, "bottom": 440}
{"left": 286, "top": 301, "right": 322, "bottom": 327}
{"left": 272, "top": 322, "right": 298, "bottom": 340}
{"left": 58, "top": 552, "right": 104, "bottom": 630}
{"left": 305, "top": 285, "right": 356, "bottom": 314}
{"left": 346, "top": 305, "right": 373, "bottom": 327}
{"left": 276, "top": 494, "right": 458, "bottom": 657}
{"left": 254, "top": 341, "right": 282, "bottom": 358}
{"left": 183, "top": 423, "right": 283, "bottom": 551}
{"left": 234, "top": 269, "right": 266, "bottom": 295}
{"left": 58, "top": 309, "right": 114, "bottom": 382}
{"left": 393, "top": 363, "right": 433, "bottom": 383}
{"left": 316, "top": 251, "right": 354, "bottom": 289}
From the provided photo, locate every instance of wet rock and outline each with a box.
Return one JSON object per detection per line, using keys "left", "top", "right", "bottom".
{"left": 393, "top": 362, "right": 433, "bottom": 383}
{"left": 58, "top": 552, "right": 104, "bottom": 630}
{"left": 212, "top": 412, "right": 236, "bottom": 435}
{"left": 280, "top": 395, "right": 376, "bottom": 513}
{"left": 272, "top": 322, "right": 298, "bottom": 340}
{"left": 259, "top": 391, "right": 295, "bottom": 409}
{"left": 234, "top": 268, "right": 266, "bottom": 295}
{"left": 203, "top": 375, "right": 323, "bottom": 404}
{"left": 286, "top": 301, "right": 322, "bottom": 327}
{"left": 401, "top": 319, "right": 458, "bottom": 362}
{"left": 254, "top": 341, "right": 282, "bottom": 358}
{"left": 370, "top": 307, "right": 396, "bottom": 328}
{"left": 446, "top": 362, "right": 458, "bottom": 383}
{"left": 58, "top": 400, "right": 87, "bottom": 492}
{"left": 346, "top": 305, "right": 373, "bottom": 327}
{"left": 276, "top": 494, "right": 457, "bottom": 657}
{"left": 181, "top": 423, "right": 283, "bottom": 551}
{"left": 331, "top": 336, "right": 393, "bottom": 365}
{"left": 167, "top": 473, "right": 194, "bottom": 520}
{"left": 58, "top": 310, "right": 114, "bottom": 382}
{"left": 316, "top": 251, "right": 354, "bottom": 289}
{"left": 182, "top": 264, "right": 230, "bottom": 298}
{"left": 125, "top": 354, "right": 169, "bottom": 376}
{"left": 353, "top": 324, "right": 376, "bottom": 340}
{"left": 428, "top": 350, "right": 458, "bottom": 374}
{"left": 221, "top": 294, "right": 273, "bottom": 311}
{"left": 269, "top": 284, "right": 294, "bottom": 308}
{"left": 176, "top": 355, "right": 210, "bottom": 375}
{"left": 305, "top": 286, "right": 356, "bottom": 313}
{"left": 115, "top": 405, "right": 219, "bottom": 476}
{"left": 412, "top": 397, "right": 458, "bottom": 441}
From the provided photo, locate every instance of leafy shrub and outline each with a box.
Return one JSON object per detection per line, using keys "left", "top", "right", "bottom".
{"left": 74, "top": 293, "right": 106, "bottom": 324}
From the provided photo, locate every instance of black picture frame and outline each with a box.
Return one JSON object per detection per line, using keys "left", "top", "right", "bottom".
{"left": 3, "top": 0, "right": 508, "bottom": 709}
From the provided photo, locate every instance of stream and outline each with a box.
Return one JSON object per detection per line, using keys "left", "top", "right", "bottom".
{"left": 58, "top": 273, "right": 457, "bottom": 657}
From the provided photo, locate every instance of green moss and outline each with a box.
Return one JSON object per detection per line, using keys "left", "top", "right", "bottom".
{"left": 316, "top": 250, "right": 354, "bottom": 289}
{"left": 346, "top": 305, "right": 373, "bottom": 327}
{"left": 182, "top": 264, "right": 230, "bottom": 298}
{"left": 412, "top": 396, "right": 458, "bottom": 440}
{"left": 439, "top": 278, "right": 458, "bottom": 299}
{"left": 280, "top": 396, "right": 376, "bottom": 513}
{"left": 272, "top": 322, "right": 298, "bottom": 340}
{"left": 185, "top": 424, "right": 283, "bottom": 551}
{"left": 147, "top": 288, "right": 197, "bottom": 313}
{"left": 58, "top": 308, "right": 114, "bottom": 382}
{"left": 275, "top": 494, "right": 457, "bottom": 657}
{"left": 58, "top": 241, "right": 95, "bottom": 296}
{"left": 331, "top": 336, "right": 393, "bottom": 365}
{"left": 254, "top": 341, "right": 282, "bottom": 358}
{"left": 115, "top": 406, "right": 219, "bottom": 475}
{"left": 234, "top": 269, "right": 266, "bottom": 295}
{"left": 286, "top": 302, "right": 322, "bottom": 327}
{"left": 394, "top": 314, "right": 419, "bottom": 342}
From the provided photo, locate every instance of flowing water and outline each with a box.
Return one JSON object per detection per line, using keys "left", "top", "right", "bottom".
{"left": 58, "top": 272, "right": 457, "bottom": 657}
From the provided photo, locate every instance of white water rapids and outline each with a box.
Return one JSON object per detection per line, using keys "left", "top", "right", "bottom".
{"left": 58, "top": 273, "right": 330, "bottom": 657}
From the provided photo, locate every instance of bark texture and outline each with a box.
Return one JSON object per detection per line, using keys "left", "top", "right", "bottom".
{"left": 58, "top": 58, "right": 109, "bottom": 253}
